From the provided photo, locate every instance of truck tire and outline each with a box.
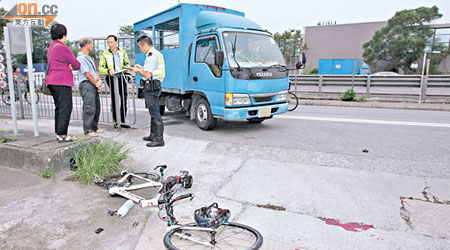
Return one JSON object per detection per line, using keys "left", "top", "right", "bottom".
{"left": 159, "top": 105, "right": 165, "bottom": 116}
{"left": 195, "top": 98, "right": 217, "bottom": 130}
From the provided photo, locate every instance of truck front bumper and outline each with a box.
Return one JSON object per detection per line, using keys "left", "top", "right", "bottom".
{"left": 223, "top": 103, "right": 288, "bottom": 120}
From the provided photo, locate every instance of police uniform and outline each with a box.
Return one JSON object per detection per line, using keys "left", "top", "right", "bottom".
{"left": 142, "top": 47, "right": 165, "bottom": 147}
{"left": 98, "top": 47, "right": 131, "bottom": 127}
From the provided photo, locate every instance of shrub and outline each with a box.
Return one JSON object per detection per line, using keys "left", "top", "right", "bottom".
{"left": 303, "top": 68, "right": 318, "bottom": 75}
{"left": 340, "top": 89, "right": 357, "bottom": 101}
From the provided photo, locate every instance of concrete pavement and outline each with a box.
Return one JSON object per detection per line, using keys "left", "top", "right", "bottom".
{"left": 1, "top": 103, "right": 450, "bottom": 250}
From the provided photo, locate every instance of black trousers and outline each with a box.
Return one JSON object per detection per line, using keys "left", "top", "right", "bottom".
{"left": 105, "top": 75, "right": 128, "bottom": 124}
{"left": 143, "top": 89, "right": 162, "bottom": 123}
{"left": 48, "top": 85, "right": 72, "bottom": 136}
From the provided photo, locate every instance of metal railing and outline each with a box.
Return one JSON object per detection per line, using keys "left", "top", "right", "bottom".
{"left": 289, "top": 75, "right": 450, "bottom": 101}
{"left": 0, "top": 72, "right": 138, "bottom": 125}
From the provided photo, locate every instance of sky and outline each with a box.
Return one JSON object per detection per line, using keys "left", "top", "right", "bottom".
{"left": 1, "top": 0, "right": 450, "bottom": 40}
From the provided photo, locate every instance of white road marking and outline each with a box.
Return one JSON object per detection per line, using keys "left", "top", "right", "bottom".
{"left": 278, "top": 115, "right": 450, "bottom": 128}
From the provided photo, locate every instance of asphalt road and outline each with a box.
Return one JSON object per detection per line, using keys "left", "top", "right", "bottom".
{"left": 155, "top": 105, "right": 450, "bottom": 177}
{"left": 1, "top": 104, "right": 450, "bottom": 249}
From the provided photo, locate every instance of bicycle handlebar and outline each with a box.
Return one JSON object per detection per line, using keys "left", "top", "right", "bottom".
{"left": 169, "top": 193, "right": 194, "bottom": 206}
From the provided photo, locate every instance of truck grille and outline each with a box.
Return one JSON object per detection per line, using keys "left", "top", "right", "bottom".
{"left": 253, "top": 96, "right": 274, "bottom": 103}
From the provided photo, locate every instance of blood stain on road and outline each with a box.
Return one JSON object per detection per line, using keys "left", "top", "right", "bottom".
{"left": 319, "top": 218, "right": 374, "bottom": 232}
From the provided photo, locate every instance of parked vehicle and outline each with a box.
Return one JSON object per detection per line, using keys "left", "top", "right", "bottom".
{"left": 318, "top": 59, "right": 370, "bottom": 75}
{"left": 134, "top": 4, "right": 305, "bottom": 130}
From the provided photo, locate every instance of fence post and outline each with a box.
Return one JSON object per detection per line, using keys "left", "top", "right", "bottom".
{"left": 366, "top": 75, "right": 371, "bottom": 97}
{"left": 318, "top": 75, "right": 323, "bottom": 97}
{"left": 25, "top": 27, "right": 39, "bottom": 136}
{"left": 422, "top": 75, "right": 429, "bottom": 103}
{"left": 18, "top": 81, "right": 24, "bottom": 119}
{"left": 113, "top": 74, "right": 121, "bottom": 129}
{"left": 295, "top": 74, "right": 298, "bottom": 94}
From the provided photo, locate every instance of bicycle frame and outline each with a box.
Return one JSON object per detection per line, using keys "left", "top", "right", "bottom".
{"left": 107, "top": 172, "right": 163, "bottom": 207}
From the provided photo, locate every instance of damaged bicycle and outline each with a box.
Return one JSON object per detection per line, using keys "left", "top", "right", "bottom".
{"left": 95, "top": 165, "right": 263, "bottom": 250}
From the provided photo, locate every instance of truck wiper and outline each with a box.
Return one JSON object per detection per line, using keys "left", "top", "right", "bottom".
{"left": 264, "top": 64, "right": 287, "bottom": 71}
{"left": 232, "top": 34, "right": 241, "bottom": 71}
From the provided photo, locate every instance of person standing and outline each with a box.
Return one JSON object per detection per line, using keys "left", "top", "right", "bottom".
{"left": 13, "top": 66, "right": 26, "bottom": 82}
{"left": 12, "top": 66, "right": 25, "bottom": 96}
{"left": 134, "top": 35, "right": 165, "bottom": 147}
{"left": 77, "top": 38, "right": 103, "bottom": 137}
{"left": 98, "top": 35, "right": 131, "bottom": 128}
{"left": 46, "top": 23, "right": 81, "bottom": 143}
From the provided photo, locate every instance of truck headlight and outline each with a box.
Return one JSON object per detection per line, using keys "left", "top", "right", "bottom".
{"left": 225, "top": 93, "right": 251, "bottom": 106}
{"left": 275, "top": 91, "right": 289, "bottom": 102}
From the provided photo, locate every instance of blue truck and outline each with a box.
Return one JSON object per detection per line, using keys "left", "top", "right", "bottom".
{"left": 134, "top": 4, "right": 304, "bottom": 130}
{"left": 318, "top": 59, "right": 370, "bottom": 75}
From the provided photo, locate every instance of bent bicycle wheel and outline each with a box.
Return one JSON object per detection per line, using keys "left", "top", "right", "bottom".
{"left": 164, "top": 222, "right": 263, "bottom": 250}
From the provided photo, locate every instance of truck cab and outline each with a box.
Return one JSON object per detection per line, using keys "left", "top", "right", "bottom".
{"left": 134, "top": 4, "right": 303, "bottom": 130}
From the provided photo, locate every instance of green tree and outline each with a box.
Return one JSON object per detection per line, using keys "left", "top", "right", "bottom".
{"left": 363, "top": 6, "right": 443, "bottom": 74}
{"left": 1, "top": 8, "right": 11, "bottom": 49}
{"left": 273, "top": 29, "right": 307, "bottom": 68}
{"left": 118, "top": 25, "right": 134, "bottom": 36}
{"left": 65, "top": 40, "right": 80, "bottom": 56}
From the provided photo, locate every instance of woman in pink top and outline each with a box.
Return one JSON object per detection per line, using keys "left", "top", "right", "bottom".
{"left": 46, "top": 23, "right": 80, "bottom": 143}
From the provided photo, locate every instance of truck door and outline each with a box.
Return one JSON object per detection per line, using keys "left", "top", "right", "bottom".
{"left": 190, "top": 35, "right": 224, "bottom": 115}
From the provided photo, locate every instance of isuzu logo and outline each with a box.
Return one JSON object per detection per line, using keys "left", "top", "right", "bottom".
{"left": 256, "top": 72, "right": 273, "bottom": 78}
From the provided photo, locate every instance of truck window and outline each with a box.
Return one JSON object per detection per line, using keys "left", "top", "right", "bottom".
{"left": 155, "top": 18, "right": 180, "bottom": 50}
{"left": 195, "top": 36, "right": 221, "bottom": 78}
{"left": 135, "top": 27, "right": 153, "bottom": 56}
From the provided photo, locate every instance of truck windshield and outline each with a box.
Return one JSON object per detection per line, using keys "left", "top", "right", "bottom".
{"left": 223, "top": 32, "right": 286, "bottom": 68}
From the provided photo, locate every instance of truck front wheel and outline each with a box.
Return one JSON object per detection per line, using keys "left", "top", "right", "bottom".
{"left": 195, "top": 98, "right": 217, "bottom": 130}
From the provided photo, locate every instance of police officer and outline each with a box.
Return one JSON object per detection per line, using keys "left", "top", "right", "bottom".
{"left": 134, "top": 35, "right": 165, "bottom": 147}
{"left": 98, "top": 35, "right": 131, "bottom": 128}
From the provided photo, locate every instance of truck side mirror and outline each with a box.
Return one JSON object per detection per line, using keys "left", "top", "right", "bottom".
{"left": 296, "top": 52, "right": 307, "bottom": 69}
{"left": 215, "top": 50, "right": 224, "bottom": 67}
{"left": 301, "top": 51, "right": 307, "bottom": 64}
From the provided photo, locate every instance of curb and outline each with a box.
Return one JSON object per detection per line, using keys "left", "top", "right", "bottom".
{"left": 298, "top": 100, "right": 450, "bottom": 112}
{"left": 0, "top": 136, "right": 99, "bottom": 175}
{"left": 0, "top": 142, "right": 73, "bottom": 175}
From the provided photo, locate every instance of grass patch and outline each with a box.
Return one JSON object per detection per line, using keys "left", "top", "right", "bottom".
{"left": 0, "top": 131, "right": 6, "bottom": 143}
{"left": 0, "top": 131, "right": 17, "bottom": 143}
{"left": 40, "top": 164, "right": 55, "bottom": 179}
{"left": 356, "top": 97, "right": 367, "bottom": 102}
{"left": 69, "top": 139, "right": 131, "bottom": 184}
{"left": 340, "top": 89, "right": 357, "bottom": 101}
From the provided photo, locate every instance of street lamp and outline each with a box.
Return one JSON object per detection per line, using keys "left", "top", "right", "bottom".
{"left": 418, "top": 50, "right": 441, "bottom": 103}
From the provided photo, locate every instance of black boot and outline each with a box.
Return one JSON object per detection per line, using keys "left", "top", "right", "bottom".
{"left": 143, "top": 118, "right": 156, "bottom": 141}
{"left": 146, "top": 121, "right": 164, "bottom": 147}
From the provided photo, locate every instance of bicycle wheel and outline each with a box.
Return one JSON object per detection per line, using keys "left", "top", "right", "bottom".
{"left": 25, "top": 91, "right": 39, "bottom": 105}
{"left": 164, "top": 222, "right": 263, "bottom": 250}
{"left": 288, "top": 92, "right": 298, "bottom": 111}
{"left": 2, "top": 90, "right": 11, "bottom": 105}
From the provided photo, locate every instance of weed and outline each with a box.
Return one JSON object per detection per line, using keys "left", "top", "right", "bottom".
{"left": 69, "top": 140, "right": 131, "bottom": 184}
{"left": 41, "top": 164, "right": 54, "bottom": 179}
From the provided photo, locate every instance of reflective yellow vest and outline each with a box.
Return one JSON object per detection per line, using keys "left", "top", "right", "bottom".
{"left": 98, "top": 47, "right": 130, "bottom": 75}
{"left": 148, "top": 47, "right": 165, "bottom": 80}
